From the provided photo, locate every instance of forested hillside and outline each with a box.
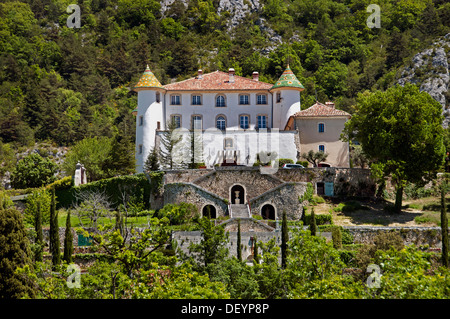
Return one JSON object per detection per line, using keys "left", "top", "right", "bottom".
{"left": 1, "top": 0, "right": 450, "bottom": 176}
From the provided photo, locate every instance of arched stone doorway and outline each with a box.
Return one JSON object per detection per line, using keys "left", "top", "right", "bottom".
{"left": 230, "top": 184, "right": 245, "bottom": 204}
{"left": 202, "top": 205, "right": 217, "bottom": 219}
{"left": 261, "top": 204, "right": 276, "bottom": 220}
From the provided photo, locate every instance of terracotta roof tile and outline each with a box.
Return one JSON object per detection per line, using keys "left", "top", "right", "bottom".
{"left": 293, "top": 102, "right": 351, "bottom": 118}
{"left": 163, "top": 70, "right": 273, "bottom": 91}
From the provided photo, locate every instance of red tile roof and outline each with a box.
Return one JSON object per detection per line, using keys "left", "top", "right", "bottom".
{"left": 163, "top": 70, "right": 273, "bottom": 91}
{"left": 293, "top": 102, "right": 351, "bottom": 118}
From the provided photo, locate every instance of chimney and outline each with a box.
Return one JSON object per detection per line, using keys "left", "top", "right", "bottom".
{"left": 325, "top": 101, "right": 335, "bottom": 108}
{"left": 252, "top": 71, "right": 259, "bottom": 81}
{"left": 228, "top": 68, "right": 235, "bottom": 83}
{"left": 198, "top": 69, "right": 203, "bottom": 80}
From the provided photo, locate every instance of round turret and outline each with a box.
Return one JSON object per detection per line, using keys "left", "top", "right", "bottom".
{"left": 133, "top": 65, "right": 166, "bottom": 173}
{"left": 270, "top": 65, "right": 304, "bottom": 129}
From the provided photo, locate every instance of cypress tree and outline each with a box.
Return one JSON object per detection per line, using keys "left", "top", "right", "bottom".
{"left": 441, "top": 182, "right": 449, "bottom": 268}
{"left": 237, "top": 219, "right": 242, "bottom": 262}
{"left": 281, "top": 210, "right": 288, "bottom": 269}
{"left": 49, "top": 188, "right": 60, "bottom": 268}
{"left": 144, "top": 146, "right": 160, "bottom": 172}
{"left": 310, "top": 207, "right": 317, "bottom": 236}
{"left": 0, "top": 208, "right": 35, "bottom": 298}
{"left": 253, "top": 236, "right": 259, "bottom": 265}
{"left": 63, "top": 210, "right": 73, "bottom": 263}
{"left": 115, "top": 210, "right": 124, "bottom": 237}
{"left": 34, "top": 201, "right": 43, "bottom": 262}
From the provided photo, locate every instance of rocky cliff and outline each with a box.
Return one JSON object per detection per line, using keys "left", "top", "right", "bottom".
{"left": 398, "top": 33, "right": 450, "bottom": 128}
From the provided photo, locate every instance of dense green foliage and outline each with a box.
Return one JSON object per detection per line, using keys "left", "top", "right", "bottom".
{"left": 0, "top": 207, "right": 35, "bottom": 298}
{"left": 343, "top": 83, "right": 446, "bottom": 212}
{"left": 0, "top": 0, "right": 449, "bottom": 155}
{"left": 11, "top": 153, "right": 57, "bottom": 189}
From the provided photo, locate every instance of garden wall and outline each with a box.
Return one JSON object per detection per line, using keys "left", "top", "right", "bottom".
{"left": 344, "top": 226, "right": 450, "bottom": 248}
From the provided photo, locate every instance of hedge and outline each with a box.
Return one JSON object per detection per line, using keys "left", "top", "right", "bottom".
{"left": 54, "top": 172, "right": 164, "bottom": 210}
{"left": 303, "top": 213, "right": 332, "bottom": 226}
{"left": 278, "top": 158, "right": 294, "bottom": 167}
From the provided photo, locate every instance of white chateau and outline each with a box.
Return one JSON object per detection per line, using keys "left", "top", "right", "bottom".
{"left": 132, "top": 65, "right": 351, "bottom": 173}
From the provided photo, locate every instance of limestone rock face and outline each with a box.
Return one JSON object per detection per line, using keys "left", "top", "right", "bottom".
{"left": 159, "top": 0, "right": 281, "bottom": 53}
{"left": 398, "top": 33, "right": 450, "bottom": 127}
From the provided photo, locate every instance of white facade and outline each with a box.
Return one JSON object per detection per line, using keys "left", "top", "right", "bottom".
{"left": 133, "top": 67, "right": 349, "bottom": 173}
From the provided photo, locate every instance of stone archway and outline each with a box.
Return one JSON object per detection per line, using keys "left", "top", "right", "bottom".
{"left": 202, "top": 204, "right": 217, "bottom": 219}
{"left": 230, "top": 184, "right": 245, "bottom": 204}
{"left": 261, "top": 203, "right": 276, "bottom": 220}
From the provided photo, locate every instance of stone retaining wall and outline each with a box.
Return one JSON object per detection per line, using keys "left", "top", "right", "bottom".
{"left": 344, "top": 226, "right": 449, "bottom": 248}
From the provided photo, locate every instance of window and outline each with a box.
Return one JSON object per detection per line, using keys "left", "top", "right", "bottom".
{"left": 138, "top": 144, "right": 143, "bottom": 154}
{"left": 139, "top": 116, "right": 143, "bottom": 126}
{"left": 171, "top": 115, "right": 181, "bottom": 128}
{"left": 319, "top": 145, "right": 325, "bottom": 152}
{"left": 239, "top": 115, "right": 249, "bottom": 129}
{"left": 276, "top": 92, "right": 281, "bottom": 103}
{"left": 192, "top": 95, "right": 201, "bottom": 105}
{"left": 192, "top": 115, "right": 202, "bottom": 130}
{"left": 239, "top": 94, "right": 249, "bottom": 105}
{"left": 171, "top": 94, "right": 181, "bottom": 105}
{"left": 257, "top": 94, "right": 267, "bottom": 105}
{"left": 216, "top": 95, "right": 226, "bottom": 107}
{"left": 257, "top": 115, "right": 267, "bottom": 129}
{"left": 318, "top": 123, "right": 325, "bottom": 133}
{"left": 216, "top": 116, "right": 226, "bottom": 131}
{"left": 156, "top": 92, "right": 160, "bottom": 103}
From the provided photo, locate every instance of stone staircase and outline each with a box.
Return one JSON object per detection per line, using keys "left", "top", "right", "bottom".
{"left": 230, "top": 204, "right": 251, "bottom": 218}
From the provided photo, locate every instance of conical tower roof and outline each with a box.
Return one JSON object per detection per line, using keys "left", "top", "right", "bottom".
{"left": 271, "top": 65, "right": 304, "bottom": 91}
{"left": 133, "top": 65, "right": 164, "bottom": 91}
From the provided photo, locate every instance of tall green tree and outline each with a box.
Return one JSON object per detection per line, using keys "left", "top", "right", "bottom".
{"left": 62, "top": 137, "right": 113, "bottom": 182}
{"left": 159, "top": 119, "right": 184, "bottom": 170}
{"left": 188, "top": 216, "right": 229, "bottom": 270}
{"left": 34, "top": 201, "right": 43, "bottom": 262}
{"left": 144, "top": 146, "right": 160, "bottom": 172}
{"left": 343, "top": 83, "right": 445, "bottom": 213}
{"left": 0, "top": 207, "right": 35, "bottom": 298}
{"left": 11, "top": 153, "right": 57, "bottom": 189}
{"left": 49, "top": 188, "right": 60, "bottom": 268}
{"left": 281, "top": 210, "right": 288, "bottom": 269}
{"left": 63, "top": 210, "right": 73, "bottom": 264}
{"left": 237, "top": 219, "right": 242, "bottom": 262}
{"left": 441, "top": 179, "right": 449, "bottom": 268}
{"left": 310, "top": 207, "right": 317, "bottom": 236}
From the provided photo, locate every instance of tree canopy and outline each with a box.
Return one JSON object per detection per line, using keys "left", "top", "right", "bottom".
{"left": 342, "top": 83, "right": 445, "bottom": 212}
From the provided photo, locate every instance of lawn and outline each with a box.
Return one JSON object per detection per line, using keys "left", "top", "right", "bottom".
{"left": 310, "top": 195, "right": 450, "bottom": 227}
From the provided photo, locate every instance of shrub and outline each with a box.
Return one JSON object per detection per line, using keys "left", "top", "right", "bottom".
{"left": 55, "top": 173, "right": 160, "bottom": 210}
{"left": 296, "top": 160, "right": 309, "bottom": 167}
{"left": 157, "top": 202, "right": 199, "bottom": 225}
{"left": 304, "top": 213, "right": 332, "bottom": 226}
{"left": 11, "top": 153, "right": 57, "bottom": 189}
{"left": 278, "top": 158, "right": 294, "bottom": 167}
